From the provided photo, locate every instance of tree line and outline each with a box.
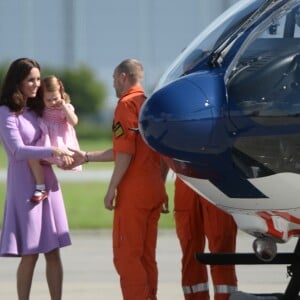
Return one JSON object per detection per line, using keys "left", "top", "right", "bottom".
{"left": 0, "top": 62, "right": 107, "bottom": 119}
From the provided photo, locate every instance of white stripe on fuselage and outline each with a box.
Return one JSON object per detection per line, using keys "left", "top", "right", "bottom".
{"left": 179, "top": 172, "right": 300, "bottom": 242}
{"left": 179, "top": 172, "right": 300, "bottom": 213}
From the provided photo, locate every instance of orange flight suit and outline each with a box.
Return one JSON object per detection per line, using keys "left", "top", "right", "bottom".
{"left": 174, "top": 177, "right": 238, "bottom": 300}
{"left": 112, "top": 86, "right": 166, "bottom": 300}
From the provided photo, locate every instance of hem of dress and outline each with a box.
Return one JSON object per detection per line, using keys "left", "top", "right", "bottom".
{"left": 0, "top": 241, "right": 72, "bottom": 257}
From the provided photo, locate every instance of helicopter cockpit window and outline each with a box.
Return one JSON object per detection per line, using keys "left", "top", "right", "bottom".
{"left": 265, "top": 18, "right": 282, "bottom": 37}
{"left": 229, "top": 5, "right": 300, "bottom": 178}
{"left": 156, "top": 0, "right": 263, "bottom": 90}
{"left": 228, "top": 5, "right": 300, "bottom": 126}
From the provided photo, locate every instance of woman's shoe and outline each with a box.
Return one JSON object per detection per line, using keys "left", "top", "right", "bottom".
{"left": 31, "top": 190, "right": 48, "bottom": 203}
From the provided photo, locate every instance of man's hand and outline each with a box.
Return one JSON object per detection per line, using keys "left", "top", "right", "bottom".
{"left": 65, "top": 148, "right": 86, "bottom": 169}
{"left": 104, "top": 188, "right": 116, "bottom": 210}
{"left": 161, "top": 195, "right": 170, "bottom": 214}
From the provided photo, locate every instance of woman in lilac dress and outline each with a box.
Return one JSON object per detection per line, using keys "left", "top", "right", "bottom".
{"left": 0, "top": 58, "right": 72, "bottom": 300}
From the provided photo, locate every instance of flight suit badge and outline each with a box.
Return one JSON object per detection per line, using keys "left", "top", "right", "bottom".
{"left": 113, "top": 122, "right": 124, "bottom": 138}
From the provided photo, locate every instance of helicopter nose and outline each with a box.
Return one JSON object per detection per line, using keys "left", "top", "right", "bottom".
{"left": 139, "top": 72, "right": 226, "bottom": 161}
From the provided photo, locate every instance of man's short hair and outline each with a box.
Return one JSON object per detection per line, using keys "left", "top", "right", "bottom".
{"left": 116, "top": 59, "right": 144, "bottom": 84}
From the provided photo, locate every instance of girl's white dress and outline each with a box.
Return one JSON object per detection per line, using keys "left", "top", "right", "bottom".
{"left": 37, "top": 104, "right": 82, "bottom": 171}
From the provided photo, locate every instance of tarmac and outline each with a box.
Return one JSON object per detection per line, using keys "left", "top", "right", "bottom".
{"left": 0, "top": 229, "right": 297, "bottom": 300}
{"left": 0, "top": 169, "right": 298, "bottom": 299}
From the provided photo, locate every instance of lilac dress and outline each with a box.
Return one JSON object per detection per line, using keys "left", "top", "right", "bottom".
{"left": 0, "top": 106, "right": 71, "bottom": 256}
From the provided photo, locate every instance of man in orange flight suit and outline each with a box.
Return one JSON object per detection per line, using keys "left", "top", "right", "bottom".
{"left": 70, "top": 59, "right": 167, "bottom": 300}
{"left": 174, "top": 177, "right": 238, "bottom": 300}
{"left": 109, "top": 59, "right": 167, "bottom": 300}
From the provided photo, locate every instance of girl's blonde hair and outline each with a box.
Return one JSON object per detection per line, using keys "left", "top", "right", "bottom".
{"left": 41, "top": 75, "right": 71, "bottom": 104}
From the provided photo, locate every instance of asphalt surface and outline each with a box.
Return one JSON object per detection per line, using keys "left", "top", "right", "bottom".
{"left": 0, "top": 229, "right": 297, "bottom": 300}
{"left": 0, "top": 169, "right": 298, "bottom": 299}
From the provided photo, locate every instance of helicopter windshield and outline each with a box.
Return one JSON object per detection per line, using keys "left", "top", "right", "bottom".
{"left": 228, "top": 2, "right": 300, "bottom": 124}
{"left": 155, "top": 0, "right": 264, "bottom": 89}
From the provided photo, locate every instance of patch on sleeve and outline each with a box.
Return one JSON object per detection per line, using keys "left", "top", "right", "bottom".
{"left": 113, "top": 122, "right": 124, "bottom": 138}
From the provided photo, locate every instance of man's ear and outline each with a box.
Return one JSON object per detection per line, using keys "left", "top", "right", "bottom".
{"left": 120, "top": 72, "right": 127, "bottom": 81}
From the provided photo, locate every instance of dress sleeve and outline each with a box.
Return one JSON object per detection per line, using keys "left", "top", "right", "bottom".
{"left": 0, "top": 108, "right": 53, "bottom": 160}
{"left": 66, "top": 103, "right": 75, "bottom": 112}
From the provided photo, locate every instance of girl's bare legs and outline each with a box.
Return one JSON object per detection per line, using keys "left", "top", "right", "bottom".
{"left": 45, "top": 248, "right": 63, "bottom": 300}
{"left": 28, "top": 159, "right": 47, "bottom": 202}
{"left": 17, "top": 254, "right": 39, "bottom": 300}
{"left": 28, "top": 159, "right": 45, "bottom": 185}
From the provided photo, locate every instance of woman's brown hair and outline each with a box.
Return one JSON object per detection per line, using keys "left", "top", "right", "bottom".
{"left": 0, "top": 58, "right": 42, "bottom": 114}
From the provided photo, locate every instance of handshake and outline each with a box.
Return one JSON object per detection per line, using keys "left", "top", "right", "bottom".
{"left": 59, "top": 148, "right": 88, "bottom": 170}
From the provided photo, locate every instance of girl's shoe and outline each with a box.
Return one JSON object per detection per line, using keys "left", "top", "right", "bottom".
{"left": 31, "top": 190, "right": 48, "bottom": 203}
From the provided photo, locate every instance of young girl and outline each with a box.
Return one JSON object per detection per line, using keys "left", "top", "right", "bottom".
{"left": 29, "top": 75, "right": 81, "bottom": 202}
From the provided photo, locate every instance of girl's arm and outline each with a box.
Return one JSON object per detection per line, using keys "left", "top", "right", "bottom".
{"left": 61, "top": 103, "right": 78, "bottom": 126}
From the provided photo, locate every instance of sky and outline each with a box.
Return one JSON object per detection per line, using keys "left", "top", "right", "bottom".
{"left": 0, "top": 0, "right": 238, "bottom": 108}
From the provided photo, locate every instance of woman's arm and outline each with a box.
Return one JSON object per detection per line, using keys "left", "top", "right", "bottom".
{"left": 0, "top": 108, "right": 64, "bottom": 160}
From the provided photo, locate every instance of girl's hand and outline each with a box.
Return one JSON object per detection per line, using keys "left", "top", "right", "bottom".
{"left": 51, "top": 146, "right": 69, "bottom": 157}
{"left": 54, "top": 99, "right": 64, "bottom": 109}
{"left": 61, "top": 154, "right": 74, "bottom": 167}
{"left": 51, "top": 147, "right": 74, "bottom": 168}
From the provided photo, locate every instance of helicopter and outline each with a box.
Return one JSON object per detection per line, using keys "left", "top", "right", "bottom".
{"left": 139, "top": 0, "right": 300, "bottom": 298}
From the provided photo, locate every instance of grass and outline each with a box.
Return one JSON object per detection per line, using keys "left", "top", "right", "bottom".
{"left": 61, "top": 181, "right": 175, "bottom": 229}
{"left": 0, "top": 138, "right": 176, "bottom": 229}
{"left": 0, "top": 181, "right": 175, "bottom": 229}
